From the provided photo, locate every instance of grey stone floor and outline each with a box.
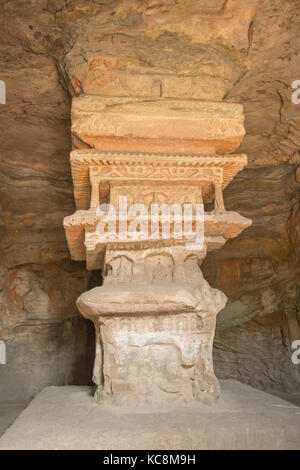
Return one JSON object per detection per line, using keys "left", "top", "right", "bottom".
{"left": 0, "top": 402, "right": 27, "bottom": 437}
{"left": 0, "top": 380, "right": 299, "bottom": 450}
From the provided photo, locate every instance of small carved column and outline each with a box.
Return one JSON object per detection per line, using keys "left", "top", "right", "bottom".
{"left": 90, "top": 178, "right": 100, "bottom": 209}
{"left": 214, "top": 182, "right": 225, "bottom": 210}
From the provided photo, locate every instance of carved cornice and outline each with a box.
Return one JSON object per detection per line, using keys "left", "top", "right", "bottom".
{"left": 70, "top": 150, "right": 247, "bottom": 210}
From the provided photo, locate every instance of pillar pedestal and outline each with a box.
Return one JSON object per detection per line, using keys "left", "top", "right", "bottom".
{"left": 77, "top": 269, "right": 227, "bottom": 405}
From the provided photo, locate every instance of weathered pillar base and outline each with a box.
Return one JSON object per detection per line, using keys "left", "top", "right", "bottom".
{"left": 94, "top": 311, "right": 220, "bottom": 406}
{"left": 77, "top": 274, "right": 227, "bottom": 406}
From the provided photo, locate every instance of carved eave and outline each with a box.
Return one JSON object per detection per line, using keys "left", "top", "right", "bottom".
{"left": 70, "top": 150, "right": 248, "bottom": 210}
{"left": 63, "top": 209, "right": 252, "bottom": 268}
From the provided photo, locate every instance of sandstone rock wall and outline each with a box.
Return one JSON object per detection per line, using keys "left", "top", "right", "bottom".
{"left": 0, "top": 0, "right": 299, "bottom": 400}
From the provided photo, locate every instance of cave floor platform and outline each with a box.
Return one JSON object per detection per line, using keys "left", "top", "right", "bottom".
{"left": 0, "top": 402, "right": 27, "bottom": 438}
{"left": 0, "top": 380, "right": 299, "bottom": 450}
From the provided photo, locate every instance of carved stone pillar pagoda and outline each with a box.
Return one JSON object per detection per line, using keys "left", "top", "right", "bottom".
{"left": 64, "top": 90, "right": 251, "bottom": 406}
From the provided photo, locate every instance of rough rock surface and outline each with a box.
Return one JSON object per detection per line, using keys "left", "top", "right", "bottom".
{"left": 0, "top": 0, "right": 300, "bottom": 399}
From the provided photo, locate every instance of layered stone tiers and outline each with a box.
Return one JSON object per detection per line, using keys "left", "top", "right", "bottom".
{"left": 64, "top": 95, "right": 252, "bottom": 406}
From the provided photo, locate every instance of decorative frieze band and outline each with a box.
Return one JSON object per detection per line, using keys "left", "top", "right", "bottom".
{"left": 70, "top": 150, "right": 247, "bottom": 210}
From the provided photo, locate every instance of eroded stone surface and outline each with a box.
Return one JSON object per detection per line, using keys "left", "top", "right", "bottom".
{"left": 72, "top": 97, "right": 245, "bottom": 154}
{"left": 77, "top": 273, "right": 227, "bottom": 404}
